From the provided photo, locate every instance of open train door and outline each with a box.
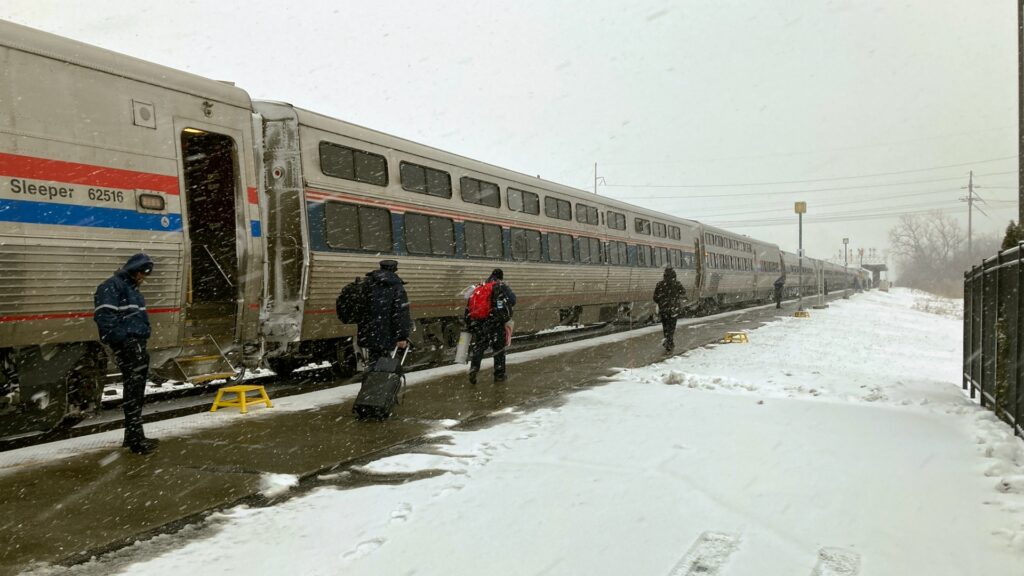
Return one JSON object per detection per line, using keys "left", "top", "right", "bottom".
{"left": 173, "top": 124, "right": 246, "bottom": 382}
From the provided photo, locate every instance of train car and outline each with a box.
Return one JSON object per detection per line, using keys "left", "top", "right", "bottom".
{"left": 0, "top": 20, "right": 265, "bottom": 436}
{"left": 0, "top": 20, "right": 848, "bottom": 437}
{"left": 254, "top": 102, "right": 707, "bottom": 373}
{"left": 780, "top": 251, "right": 820, "bottom": 299}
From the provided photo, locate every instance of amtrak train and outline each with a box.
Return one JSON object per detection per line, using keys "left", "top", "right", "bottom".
{"left": 0, "top": 20, "right": 860, "bottom": 437}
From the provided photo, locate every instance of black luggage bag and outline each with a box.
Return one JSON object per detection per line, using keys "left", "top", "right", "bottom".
{"left": 353, "top": 348, "right": 407, "bottom": 420}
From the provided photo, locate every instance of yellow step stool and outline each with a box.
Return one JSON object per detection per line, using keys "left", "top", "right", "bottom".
{"left": 210, "top": 384, "right": 273, "bottom": 414}
{"left": 720, "top": 331, "right": 749, "bottom": 344}
{"left": 794, "top": 310, "right": 810, "bottom": 318}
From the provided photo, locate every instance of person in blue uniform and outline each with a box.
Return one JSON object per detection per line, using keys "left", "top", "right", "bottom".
{"left": 94, "top": 253, "right": 158, "bottom": 455}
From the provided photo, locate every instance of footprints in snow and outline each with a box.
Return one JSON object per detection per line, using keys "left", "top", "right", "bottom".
{"left": 666, "top": 532, "right": 860, "bottom": 576}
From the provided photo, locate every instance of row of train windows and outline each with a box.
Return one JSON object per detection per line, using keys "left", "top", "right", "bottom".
{"left": 319, "top": 141, "right": 684, "bottom": 241}
{"left": 632, "top": 218, "right": 682, "bottom": 240}
{"left": 322, "top": 201, "right": 695, "bottom": 267}
{"left": 759, "top": 261, "right": 781, "bottom": 273}
{"left": 707, "top": 253, "right": 754, "bottom": 271}
{"left": 703, "top": 232, "right": 752, "bottom": 253}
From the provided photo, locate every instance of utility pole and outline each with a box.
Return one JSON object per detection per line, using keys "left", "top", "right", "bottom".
{"left": 594, "top": 163, "right": 598, "bottom": 194}
{"left": 961, "top": 171, "right": 977, "bottom": 258}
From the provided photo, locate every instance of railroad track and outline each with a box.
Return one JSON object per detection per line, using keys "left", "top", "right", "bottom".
{"left": 0, "top": 321, "right": 620, "bottom": 452}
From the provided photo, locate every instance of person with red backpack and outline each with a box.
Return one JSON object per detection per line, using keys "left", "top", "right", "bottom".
{"left": 465, "top": 268, "right": 516, "bottom": 384}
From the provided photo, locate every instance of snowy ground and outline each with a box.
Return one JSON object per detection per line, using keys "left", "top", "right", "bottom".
{"left": 22, "top": 290, "right": 1024, "bottom": 575}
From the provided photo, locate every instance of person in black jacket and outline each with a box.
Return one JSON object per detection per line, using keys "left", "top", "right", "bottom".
{"left": 773, "top": 276, "right": 785, "bottom": 309}
{"left": 466, "top": 269, "right": 517, "bottom": 384}
{"left": 653, "top": 267, "right": 686, "bottom": 353}
{"left": 357, "top": 260, "right": 412, "bottom": 367}
{"left": 94, "top": 253, "right": 158, "bottom": 455}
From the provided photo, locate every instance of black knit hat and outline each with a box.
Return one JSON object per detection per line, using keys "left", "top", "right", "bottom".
{"left": 490, "top": 268, "right": 504, "bottom": 280}
{"left": 379, "top": 259, "right": 398, "bottom": 272}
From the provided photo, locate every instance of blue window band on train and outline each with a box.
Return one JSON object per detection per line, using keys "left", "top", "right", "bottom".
{"left": 0, "top": 197, "right": 183, "bottom": 232}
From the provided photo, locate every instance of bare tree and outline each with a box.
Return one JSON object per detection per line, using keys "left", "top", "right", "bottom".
{"left": 888, "top": 211, "right": 969, "bottom": 296}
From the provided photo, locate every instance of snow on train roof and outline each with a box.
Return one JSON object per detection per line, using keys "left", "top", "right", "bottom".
{"left": 0, "top": 19, "right": 252, "bottom": 109}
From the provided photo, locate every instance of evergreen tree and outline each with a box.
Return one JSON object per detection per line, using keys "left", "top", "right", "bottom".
{"left": 1001, "top": 220, "right": 1021, "bottom": 250}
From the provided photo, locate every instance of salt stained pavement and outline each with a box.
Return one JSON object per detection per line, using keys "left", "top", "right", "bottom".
{"left": 47, "top": 289, "right": 1024, "bottom": 575}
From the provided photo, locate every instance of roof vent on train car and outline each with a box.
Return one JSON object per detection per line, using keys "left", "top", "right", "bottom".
{"left": 132, "top": 100, "right": 156, "bottom": 129}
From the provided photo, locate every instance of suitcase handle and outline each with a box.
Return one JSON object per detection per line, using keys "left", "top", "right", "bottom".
{"left": 390, "top": 345, "right": 410, "bottom": 366}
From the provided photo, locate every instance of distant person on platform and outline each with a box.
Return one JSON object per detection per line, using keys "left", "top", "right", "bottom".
{"left": 466, "top": 269, "right": 517, "bottom": 384}
{"left": 93, "top": 253, "right": 158, "bottom": 455}
{"left": 773, "top": 276, "right": 785, "bottom": 309}
{"left": 653, "top": 267, "right": 687, "bottom": 353}
{"left": 357, "top": 260, "right": 411, "bottom": 367}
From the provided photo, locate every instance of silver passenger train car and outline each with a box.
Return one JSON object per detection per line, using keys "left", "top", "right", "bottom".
{"left": 0, "top": 20, "right": 858, "bottom": 436}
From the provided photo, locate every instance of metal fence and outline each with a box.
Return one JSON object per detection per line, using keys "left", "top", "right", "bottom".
{"left": 964, "top": 245, "right": 1024, "bottom": 439}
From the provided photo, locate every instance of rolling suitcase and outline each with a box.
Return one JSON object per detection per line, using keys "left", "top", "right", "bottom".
{"left": 353, "top": 347, "right": 408, "bottom": 420}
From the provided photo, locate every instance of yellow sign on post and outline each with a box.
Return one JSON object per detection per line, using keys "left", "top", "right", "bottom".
{"left": 794, "top": 202, "right": 807, "bottom": 214}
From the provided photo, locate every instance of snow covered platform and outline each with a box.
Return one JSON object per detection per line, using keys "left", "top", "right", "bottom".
{"left": 5, "top": 291, "right": 1024, "bottom": 575}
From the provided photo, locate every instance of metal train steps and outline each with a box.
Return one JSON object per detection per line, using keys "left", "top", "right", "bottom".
{"left": 169, "top": 335, "right": 236, "bottom": 384}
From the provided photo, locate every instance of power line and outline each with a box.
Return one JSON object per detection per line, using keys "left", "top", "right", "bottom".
{"left": 680, "top": 188, "right": 963, "bottom": 220}
{"left": 608, "top": 170, "right": 1017, "bottom": 200}
{"left": 705, "top": 205, "right": 995, "bottom": 228}
{"left": 601, "top": 156, "right": 1018, "bottom": 189}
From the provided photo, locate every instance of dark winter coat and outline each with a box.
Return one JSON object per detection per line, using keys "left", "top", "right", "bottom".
{"left": 94, "top": 253, "right": 153, "bottom": 346}
{"left": 357, "top": 268, "right": 412, "bottom": 351}
{"left": 653, "top": 269, "right": 686, "bottom": 318}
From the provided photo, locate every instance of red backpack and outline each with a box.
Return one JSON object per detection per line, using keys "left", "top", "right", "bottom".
{"left": 467, "top": 281, "right": 497, "bottom": 320}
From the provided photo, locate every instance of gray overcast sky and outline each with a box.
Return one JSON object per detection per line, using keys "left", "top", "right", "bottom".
{"left": 0, "top": 0, "right": 1017, "bottom": 262}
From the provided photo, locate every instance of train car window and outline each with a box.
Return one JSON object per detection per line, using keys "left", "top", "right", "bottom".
{"left": 607, "top": 211, "right": 626, "bottom": 230}
{"left": 460, "top": 176, "right": 501, "bottom": 208}
{"left": 634, "top": 218, "right": 651, "bottom": 235}
{"left": 544, "top": 197, "right": 572, "bottom": 221}
{"left": 511, "top": 228, "right": 542, "bottom": 262}
{"left": 668, "top": 226, "right": 681, "bottom": 241}
{"left": 405, "top": 213, "right": 455, "bottom": 255}
{"left": 670, "top": 249, "right": 682, "bottom": 268}
{"left": 578, "top": 237, "right": 602, "bottom": 264}
{"left": 324, "top": 201, "right": 393, "bottom": 252}
{"left": 400, "top": 161, "right": 452, "bottom": 198}
{"left": 431, "top": 218, "right": 456, "bottom": 255}
{"left": 657, "top": 247, "right": 668, "bottom": 267}
{"left": 465, "top": 221, "right": 504, "bottom": 258}
{"left": 575, "top": 203, "right": 599, "bottom": 225}
{"left": 319, "top": 141, "right": 388, "bottom": 186}
{"left": 507, "top": 188, "right": 540, "bottom": 215}
{"left": 636, "top": 245, "right": 648, "bottom": 266}
{"left": 324, "top": 202, "right": 359, "bottom": 250}
{"left": 548, "top": 233, "right": 572, "bottom": 262}
{"left": 653, "top": 222, "right": 667, "bottom": 238}
{"left": 360, "top": 206, "right": 393, "bottom": 252}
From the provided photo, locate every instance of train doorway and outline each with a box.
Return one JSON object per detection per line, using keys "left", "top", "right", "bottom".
{"left": 181, "top": 128, "right": 241, "bottom": 344}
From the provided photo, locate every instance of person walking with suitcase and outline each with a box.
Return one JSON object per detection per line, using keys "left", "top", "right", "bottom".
{"left": 773, "top": 275, "right": 785, "bottom": 309}
{"left": 357, "top": 260, "right": 411, "bottom": 367}
{"left": 93, "top": 253, "right": 159, "bottom": 455}
{"left": 653, "top": 267, "right": 686, "bottom": 353}
{"left": 466, "top": 269, "right": 516, "bottom": 384}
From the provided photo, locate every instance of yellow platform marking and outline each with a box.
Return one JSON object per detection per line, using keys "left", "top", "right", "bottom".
{"left": 720, "top": 331, "right": 749, "bottom": 344}
{"left": 210, "top": 384, "right": 273, "bottom": 414}
{"left": 794, "top": 310, "right": 810, "bottom": 318}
